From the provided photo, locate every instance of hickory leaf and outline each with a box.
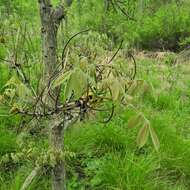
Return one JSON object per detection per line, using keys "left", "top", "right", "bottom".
{"left": 149, "top": 126, "right": 160, "bottom": 151}
{"left": 64, "top": 68, "right": 88, "bottom": 100}
{"left": 137, "top": 123, "right": 149, "bottom": 148}
{"left": 110, "top": 79, "right": 120, "bottom": 101}
{"left": 127, "top": 113, "right": 144, "bottom": 128}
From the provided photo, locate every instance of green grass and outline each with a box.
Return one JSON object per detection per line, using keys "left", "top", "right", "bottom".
{"left": 1, "top": 50, "right": 190, "bottom": 189}
{"left": 0, "top": 53, "right": 190, "bottom": 189}
{"left": 1, "top": 54, "right": 190, "bottom": 189}
{"left": 0, "top": 129, "right": 17, "bottom": 156}
{"left": 63, "top": 55, "right": 190, "bottom": 190}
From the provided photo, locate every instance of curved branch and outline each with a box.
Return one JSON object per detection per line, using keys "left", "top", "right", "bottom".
{"left": 49, "top": 29, "right": 90, "bottom": 83}
{"left": 107, "top": 40, "right": 123, "bottom": 64}
{"left": 102, "top": 103, "right": 115, "bottom": 123}
{"left": 128, "top": 51, "right": 137, "bottom": 80}
{"left": 61, "top": 29, "right": 90, "bottom": 67}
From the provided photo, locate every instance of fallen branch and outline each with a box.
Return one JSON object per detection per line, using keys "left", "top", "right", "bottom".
{"left": 20, "top": 166, "right": 41, "bottom": 190}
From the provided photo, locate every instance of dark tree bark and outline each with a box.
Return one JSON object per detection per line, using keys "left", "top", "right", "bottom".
{"left": 65, "top": 0, "right": 73, "bottom": 7}
{"left": 38, "top": 0, "right": 65, "bottom": 78}
{"left": 50, "top": 118, "right": 66, "bottom": 190}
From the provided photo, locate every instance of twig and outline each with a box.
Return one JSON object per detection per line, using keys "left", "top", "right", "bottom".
{"left": 61, "top": 29, "right": 90, "bottom": 66}
{"left": 128, "top": 51, "right": 137, "bottom": 80}
{"left": 97, "top": 40, "right": 123, "bottom": 81}
{"left": 107, "top": 40, "right": 123, "bottom": 64}
{"left": 102, "top": 103, "right": 115, "bottom": 123}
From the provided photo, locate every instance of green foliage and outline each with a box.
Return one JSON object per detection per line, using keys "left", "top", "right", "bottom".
{"left": 0, "top": 0, "right": 38, "bottom": 20}
{"left": 1, "top": 55, "right": 190, "bottom": 189}
{"left": 164, "top": 53, "right": 177, "bottom": 65}
{"left": 135, "top": 3, "right": 190, "bottom": 50}
{"left": 128, "top": 112, "right": 160, "bottom": 150}
{"left": 0, "top": 165, "right": 50, "bottom": 190}
{"left": 0, "top": 129, "right": 17, "bottom": 156}
{"left": 67, "top": 1, "right": 190, "bottom": 51}
{"left": 179, "top": 36, "right": 190, "bottom": 49}
{"left": 64, "top": 68, "right": 88, "bottom": 100}
{"left": 86, "top": 153, "right": 157, "bottom": 190}
{"left": 0, "top": 64, "right": 9, "bottom": 88}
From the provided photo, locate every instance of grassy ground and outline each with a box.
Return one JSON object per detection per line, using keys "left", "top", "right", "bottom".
{"left": 1, "top": 52, "right": 190, "bottom": 190}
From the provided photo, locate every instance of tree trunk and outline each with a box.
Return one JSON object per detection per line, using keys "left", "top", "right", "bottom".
{"left": 38, "top": 0, "right": 63, "bottom": 78}
{"left": 50, "top": 121, "right": 66, "bottom": 190}
{"left": 38, "top": 1, "right": 66, "bottom": 190}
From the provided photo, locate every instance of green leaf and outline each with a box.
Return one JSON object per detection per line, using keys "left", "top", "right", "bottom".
{"left": 127, "top": 113, "right": 143, "bottom": 128}
{"left": 64, "top": 68, "right": 88, "bottom": 100}
{"left": 104, "top": 72, "right": 123, "bottom": 101}
{"left": 149, "top": 126, "right": 160, "bottom": 151}
{"left": 51, "top": 71, "right": 71, "bottom": 89}
{"left": 16, "top": 83, "right": 32, "bottom": 99}
{"left": 79, "top": 57, "right": 88, "bottom": 71}
{"left": 110, "top": 79, "right": 120, "bottom": 101}
{"left": 137, "top": 123, "right": 149, "bottom": 148}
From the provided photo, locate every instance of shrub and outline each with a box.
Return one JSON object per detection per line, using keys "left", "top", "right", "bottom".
{"left": 135, "top": 3, "right": 190, "bottom": 51}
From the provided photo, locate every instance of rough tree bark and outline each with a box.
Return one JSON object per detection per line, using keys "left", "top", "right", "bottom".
{"left": 38, "top": 0, "right": 64, "bottom": 78}
{"left": 65, "top": 0, "right": 73, "bottom": 7}
{"left": 38, "top": 1, "right": 66, "bottom": 190}
{"left": 50, "top": 117, "right": 66, "bottom": 190}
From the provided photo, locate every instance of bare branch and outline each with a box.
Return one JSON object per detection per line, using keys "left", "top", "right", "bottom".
{"left": 128, "top": 51, "right": 137, "bottom": 80}
{"left": 107, "top": 40, "right": 123, "bottom": 64}
{"left": 48, "top": 29, "right": 90, "bottom": 83}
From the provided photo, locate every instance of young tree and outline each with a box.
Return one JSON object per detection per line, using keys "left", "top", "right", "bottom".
{"left": 38, "top": 1, "right": 66, "bottom": 189}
